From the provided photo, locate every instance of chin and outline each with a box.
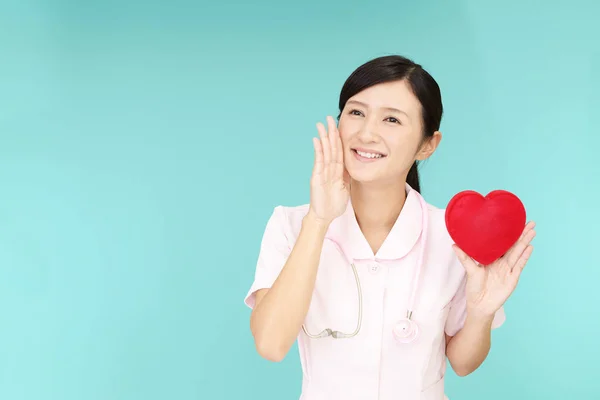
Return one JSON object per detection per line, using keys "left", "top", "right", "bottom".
{"left": 346, "top": 168, "right": 383, "bottom": 184}
{"left": 345, "top": 152, "right": 387, "bottom": 183}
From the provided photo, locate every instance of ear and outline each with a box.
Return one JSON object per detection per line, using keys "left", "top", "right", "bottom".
{"left": 416, "top": 131, "right": 442, "bottom": 161}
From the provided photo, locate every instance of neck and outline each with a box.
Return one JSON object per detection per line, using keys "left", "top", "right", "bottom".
{"left": 350, "top": 180, "right": 407, "bottom": 232}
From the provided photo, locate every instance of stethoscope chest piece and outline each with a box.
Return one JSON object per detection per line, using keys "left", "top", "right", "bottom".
{"left": 393, "top": 318, "right": 419, "bottom": 343}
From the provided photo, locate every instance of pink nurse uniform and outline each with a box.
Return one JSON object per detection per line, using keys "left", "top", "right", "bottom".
{"left": 245, "top": 183, "right": 505, "bottom": 400}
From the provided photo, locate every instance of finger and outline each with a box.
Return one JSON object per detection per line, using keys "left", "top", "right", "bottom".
{"left": 312, "top": 137, "right": 323, "bottom": 177}
{"left": 343, "top": 168, "right": 351, "bottom": 187}
{"left": 316, "top": 122, "right": 331, "bottom": 175}
{"left": 519, "top": 221, "right": 536, "bottom": 240}
{"left": 452, "top": 244, "right": 479, "bottom": 275}
{"left": 327, "top": 118, "right": 344, "bottom": 180}
{"left": 506, "top": 228, "right": 536, "bottom": 267}
{"left": 327, "top": 116, "right": 338, "bottom": 166}
{"left": 512, "top": 244, "right": 533, "bottom": 273}
{"left": 333, "top": 119, "right": 343, "bottom": 165}
{"left": 506, "top": 222, "right": 536, "bottom": 260}
{"left": 509, "top": 245, "right": 533, "bottom": 285}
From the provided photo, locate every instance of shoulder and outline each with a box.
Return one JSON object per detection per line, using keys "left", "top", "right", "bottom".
{"left": 279, "top": 203, "right": 310, "bottom": 223}
{"left": 424, "top": 202, "right": 454, "bottom": 246}
{"left": 423, "top": 201, "right": 466, "bottom": 278}
{"left": 261, "top": 203, "right": 310, "bottom": 241}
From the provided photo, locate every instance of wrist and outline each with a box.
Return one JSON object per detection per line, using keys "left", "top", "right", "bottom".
{"left": 303, "top": 211, "right": 332, "bottom": 235}
{"left": 465, "top": 308, "right": 495, "bottom": 328}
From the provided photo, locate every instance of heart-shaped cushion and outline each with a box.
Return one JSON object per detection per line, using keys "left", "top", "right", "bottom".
{"left": 445, "top": 190, "right": 526, "bottom": 265}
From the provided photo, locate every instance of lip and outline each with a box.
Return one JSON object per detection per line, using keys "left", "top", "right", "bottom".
{"left": 351, "top": 148, "right": 387, "bottom": 163}
{"left": 352, "top": 147, "right": 387, "bottom": 156}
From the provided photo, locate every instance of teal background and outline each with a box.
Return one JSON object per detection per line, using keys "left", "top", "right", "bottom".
{"left": 1, "top": 0, "right": 598, "bottom": 398}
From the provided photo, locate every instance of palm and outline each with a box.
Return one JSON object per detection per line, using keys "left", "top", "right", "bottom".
{"left": 454, "top": 221, "right": 536, "bottom": 317}
{"left": 311, "top": 172, "right": 349, "bottom": 219}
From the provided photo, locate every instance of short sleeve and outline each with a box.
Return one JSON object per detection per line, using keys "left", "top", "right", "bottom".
{"left": 444, "top": 274, "right": 506, "bottom": 337}
{"left": 243, "top": 206, "right": 292, "bottom": 309}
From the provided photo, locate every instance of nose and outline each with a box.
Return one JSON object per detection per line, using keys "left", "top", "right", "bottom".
{"left": 357, "top": 116, "right": 378, "bottom": 142}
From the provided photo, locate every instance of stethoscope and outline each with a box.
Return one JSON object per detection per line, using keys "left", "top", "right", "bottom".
{"left": 301, "top": 190, "right": 428, "bottom": 344}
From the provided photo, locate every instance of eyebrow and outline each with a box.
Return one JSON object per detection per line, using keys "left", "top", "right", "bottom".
{"left": 346, "top": 100, "right": 409, "bottom": 118}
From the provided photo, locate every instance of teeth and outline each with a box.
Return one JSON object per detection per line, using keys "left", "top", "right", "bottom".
{"left": 356, "top": 150, "right": 383, "bottom": 159}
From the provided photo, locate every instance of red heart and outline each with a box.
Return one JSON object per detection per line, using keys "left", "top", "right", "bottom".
{"left": 445, "top": 190, "right": 526, "bottom": 265}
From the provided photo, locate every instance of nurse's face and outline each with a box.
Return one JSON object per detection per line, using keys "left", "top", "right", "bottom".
{"left": 338, "top": 80, "right": 440, "bottom": 185}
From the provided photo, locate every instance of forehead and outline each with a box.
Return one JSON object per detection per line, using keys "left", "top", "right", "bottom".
{"left": 347, "top": 80, "right": 421, "bottom": 116}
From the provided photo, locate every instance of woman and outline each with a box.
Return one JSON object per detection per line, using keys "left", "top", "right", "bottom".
{"left": 244, "top": 55, "right": 536, "bottom": 400}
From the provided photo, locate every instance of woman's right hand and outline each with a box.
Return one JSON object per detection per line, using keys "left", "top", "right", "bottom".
{"left": 308, "top": 115, "right": 350, "bottom": 225}
{"left": 251, "top": 115, "right": 348, "bottom": 362}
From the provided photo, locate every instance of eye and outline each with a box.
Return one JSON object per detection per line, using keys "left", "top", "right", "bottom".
{"left": 385, "top": 117, "right": 401, "bottom": 125}
{"left": 348, "top": 109, "right": 364, "bottom": 117}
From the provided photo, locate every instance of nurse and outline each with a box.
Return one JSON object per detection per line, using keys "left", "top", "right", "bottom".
{"left": 244, "top": 55, "right": 536, "bottom": 400}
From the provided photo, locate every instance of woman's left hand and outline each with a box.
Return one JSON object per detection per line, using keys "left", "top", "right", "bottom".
{"left": 452, "top": 221, "right": 537, "bottom": 319}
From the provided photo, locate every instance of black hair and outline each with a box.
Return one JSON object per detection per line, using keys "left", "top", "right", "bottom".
{"left": 337, "top": 55, "right": 443, "bottom": 193}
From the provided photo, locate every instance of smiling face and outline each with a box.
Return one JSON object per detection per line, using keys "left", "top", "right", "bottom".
{"left": 338, "top": 79, "right": 441, "bottom": 185}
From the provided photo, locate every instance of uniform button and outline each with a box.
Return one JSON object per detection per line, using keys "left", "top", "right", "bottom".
{"left": 369, "top": 264, "right": 379, "bottom": 274}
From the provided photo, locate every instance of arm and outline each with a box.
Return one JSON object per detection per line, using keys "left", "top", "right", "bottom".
{"left": 445, "top": 312, "right": 495, "bottom": 376}
{"left": 250, "top": 212, "right": 329, "bottom": 362}
{"left": 446, "top": 221, "right": 535, "bottom": 376}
